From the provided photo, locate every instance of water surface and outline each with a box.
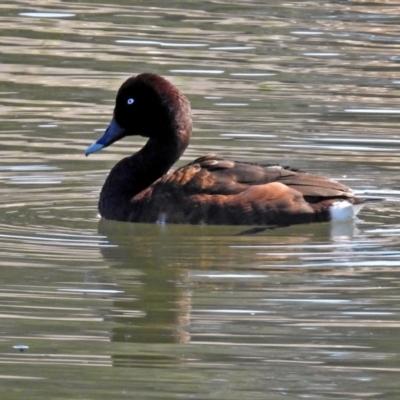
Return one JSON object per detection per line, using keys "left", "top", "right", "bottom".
{"left": 1, "top": 1, "right": 400, "bottom": 399}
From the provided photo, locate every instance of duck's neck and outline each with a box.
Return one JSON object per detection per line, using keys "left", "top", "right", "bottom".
{"left": 98, "top": 131, "right": 189, "bottom": 221}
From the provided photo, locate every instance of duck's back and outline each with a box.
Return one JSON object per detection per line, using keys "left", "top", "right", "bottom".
{"left": 128, "top": 155, "right": 358, "bottom": 225}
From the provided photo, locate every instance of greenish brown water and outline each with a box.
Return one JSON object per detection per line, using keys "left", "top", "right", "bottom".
{"left": 1, "top": 1, "right": 400, "bottom": 399}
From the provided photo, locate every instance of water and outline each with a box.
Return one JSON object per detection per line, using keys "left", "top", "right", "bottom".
{"left": 1, "top": 0, "right": 400, "bottom": 398}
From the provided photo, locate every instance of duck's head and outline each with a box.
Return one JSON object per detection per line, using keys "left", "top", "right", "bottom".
{"left": 85, "top": 73, "right": 192, "bottom": 156}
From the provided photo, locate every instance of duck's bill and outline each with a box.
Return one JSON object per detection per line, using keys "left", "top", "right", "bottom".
{"left": 85, "top": 117, "right": 126, "bottom": 156}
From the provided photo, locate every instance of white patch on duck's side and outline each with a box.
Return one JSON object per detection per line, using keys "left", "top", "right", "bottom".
{"left": 329, "top": 200, "right": 364, "bottom": 222}
{"left": 156, "top": 212, "right": 168, "bottom": 225}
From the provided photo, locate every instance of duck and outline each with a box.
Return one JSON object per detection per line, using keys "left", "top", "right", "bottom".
{"left": 85, "top": 72, "right": 367, "bottom": 226}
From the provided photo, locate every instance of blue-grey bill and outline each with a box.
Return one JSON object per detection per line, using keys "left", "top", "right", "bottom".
{"left": 85, "top": 142, "right": 105, "bottom": 156}
{"left": 85, "top": 117, "right": 125, "bottom": 156}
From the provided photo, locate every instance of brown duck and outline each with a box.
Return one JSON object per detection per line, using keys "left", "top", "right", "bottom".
{"left": 86, "top": 73, "right": 367, "bottom": 226}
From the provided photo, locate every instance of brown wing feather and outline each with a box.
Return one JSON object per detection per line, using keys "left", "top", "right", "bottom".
{"left": 172, "top": 155, "right": 353, "bottom": 199}
{"left": 129, "top": 155, "right": 355, "bottom": 225}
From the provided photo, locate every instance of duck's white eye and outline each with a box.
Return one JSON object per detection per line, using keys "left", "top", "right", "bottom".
{"left": 127, "top": 98, "right": 134, "bottom": 105}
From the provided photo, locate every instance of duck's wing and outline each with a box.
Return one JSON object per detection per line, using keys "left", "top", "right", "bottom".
{"left": 131, "top": 155, "right": 358, "bottom": 225}
{"left": 175, "top": 155, "right": 354, "bottom": 200}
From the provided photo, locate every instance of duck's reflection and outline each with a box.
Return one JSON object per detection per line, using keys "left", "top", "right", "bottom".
{"left": 99, "top": 219, "right": 195, "bottom": 345}
{"left": 98, "top": 218, "right": 358, "bottom": 351}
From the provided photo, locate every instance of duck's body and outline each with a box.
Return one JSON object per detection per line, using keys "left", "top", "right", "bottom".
{"left": 86, "top": 73, "right": 365, "bottom": 226}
